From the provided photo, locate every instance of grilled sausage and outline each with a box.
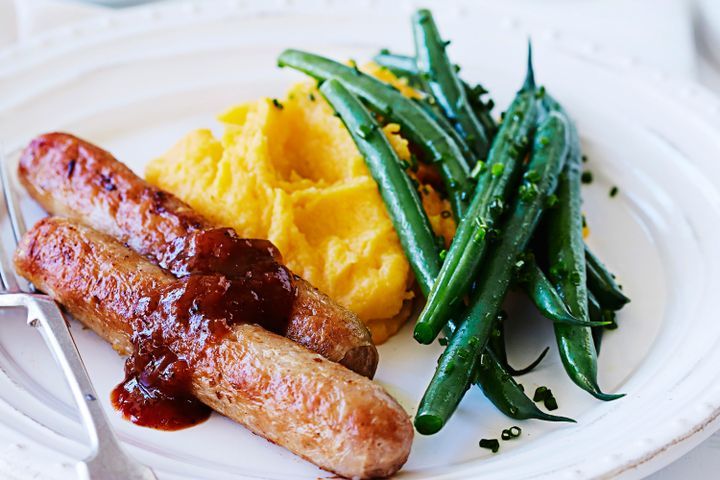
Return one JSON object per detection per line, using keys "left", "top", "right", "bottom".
{"left": 18, "top": 132, "right": 378, "bottom": 378}
{"left": 14, "top": 217, "right": 413, "bottom": 479}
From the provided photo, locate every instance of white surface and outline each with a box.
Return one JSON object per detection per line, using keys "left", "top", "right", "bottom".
{"left": 1, "top": 0, "right": 720, "bottom": 479}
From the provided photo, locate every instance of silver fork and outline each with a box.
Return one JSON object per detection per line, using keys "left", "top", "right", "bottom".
{"left": 0, "top": 154, "right": 156, "bottom": 480}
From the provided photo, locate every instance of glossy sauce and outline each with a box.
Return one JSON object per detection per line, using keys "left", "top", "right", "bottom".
{"left": 111, "top": 234, "right": 295, "bottom": 430}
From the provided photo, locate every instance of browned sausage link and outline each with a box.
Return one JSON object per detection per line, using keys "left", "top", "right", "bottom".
{"left": 14, "top": 218, "right": 412, "bottom": 479}
{"left": 18, "top": 133, "right": 378, "bottom": 378}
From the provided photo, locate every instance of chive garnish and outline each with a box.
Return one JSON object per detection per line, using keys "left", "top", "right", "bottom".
{"left": 609, "top": 186, "right": 619, "bottom": 197}
{"left": 491, "top": 163, "right": 505, "bottom": 177}
{"left": 524, "top": 169, "right": 541, "bottom": 183}
{"left": 501, "top": 426, "right": 522, "bottom": 440}
{"left": 547, "top": 194, "right": 559, "bottom": 208}
{"left": 479, "top": 439, "right": 500, "bottom": 453}
{"left": 272, "top": 98, "right": 284, "bottom": 110}
{"left": 533, "top": 386, "right": 549, "bottom": 402}
{"left": 469, "top": 160, "right": 486, "bottom": 179}
{"left": 544, "top": 394, "right": 559, "bottom": 411}
{"left": 581, "top": 171, "right": 593, "bottom": 184}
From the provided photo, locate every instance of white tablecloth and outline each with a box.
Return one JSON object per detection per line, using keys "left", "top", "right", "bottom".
{"left": 0, "top": 0, "right": 717, "bottom": 478}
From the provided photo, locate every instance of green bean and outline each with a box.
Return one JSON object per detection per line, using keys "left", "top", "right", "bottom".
{"left": 413, "top": 9, "right": 490, "bottom": 159}
{"left": 415, "top": 110, "right": 570, "bottom": 434}
{"left": 542, "top": 95, "right": 623, "bottom": 401}
{"left": 413, "top": 54, "right": 538, "bottom": 345}
{"left": 318, "top": 79, "right": 441, "bottom": 295}
{"left": 586, "top": 246, "right": 630, "bottom": 310}
{"left": 278, "top": 49, "right": 472, "bottom": 218}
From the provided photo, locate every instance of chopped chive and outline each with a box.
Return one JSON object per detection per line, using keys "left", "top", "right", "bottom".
{"left": 582, "top": 155, "right": 588, "bottom": 163}
{"left": 489, "top": 197, "right": 504, "bottom": 216}
{"left": 581, "top": 171, "right": 593, "bottom": 184}
{"left": 524, "top": 169, "right": 542, "bottom": 183}
{"left": 604, "top": 312, "right": 619, "bottom": 330}
{"left": 609, "top": 186, "right": 619, "bottom": 197}
{"left": 491, "top": 163, "right": 505, "bottom": 177}
{"left": 470, "top": 160, "right": 486, "bottom": 179}
{"left": 479, "top": 439, "right": 500, "bottom": 453}
{"left": 356, "top": 123, "right": 375, "bottom": 139}
{"left": 308, "top": 93, "right": 316, "bottom": 101}
{"left": 438, "top": 337, "right": 448, "bottom": 346}
{"left": 544, "top": 394, "right": 559, "bottom": 411}
{"left": 501, "top": 426, "right": 522, "bottom": 440}
{"left": 518, "top": 183, "right": 539, "bottom": 202}
{"left": 272, "top": 98, "right": 284, "bottom": 110}
{"left": 533, "top": 386, "right": 549, "bottom": 402}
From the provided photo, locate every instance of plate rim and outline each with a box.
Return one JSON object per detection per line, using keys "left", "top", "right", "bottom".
{"left": 2, "top": 1, "right": 720, "bottom": 479}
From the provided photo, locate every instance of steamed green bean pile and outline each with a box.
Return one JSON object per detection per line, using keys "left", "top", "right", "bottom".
{"left": 278, "top": 8, "right": 629, "bottom": 436}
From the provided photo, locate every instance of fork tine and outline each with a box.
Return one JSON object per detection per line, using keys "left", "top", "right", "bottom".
{"left": 0, "top": 150, "right": 27, "bottom": 242}
{"left": 0, "top": 149, "right": 24, "bottom": 293}
{"left": 0, "top": 223, "right": 14, "bottom": 292}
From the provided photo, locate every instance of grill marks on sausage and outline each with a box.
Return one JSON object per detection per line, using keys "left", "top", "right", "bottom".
{"left": 66, "top": 159, "right": 76, "bottom": 179}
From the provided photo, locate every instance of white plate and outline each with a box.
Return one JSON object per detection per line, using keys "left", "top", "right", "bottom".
{"left": 2, "top": 1, "right": 720, "bottom": 479}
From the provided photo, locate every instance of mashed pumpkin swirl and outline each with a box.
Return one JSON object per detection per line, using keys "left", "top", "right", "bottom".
{"left": 146, "top": 78, "right": 454, "bottom": 344}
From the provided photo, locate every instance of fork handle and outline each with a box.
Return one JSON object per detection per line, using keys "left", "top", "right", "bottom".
{"left": 25, "top": 297, "right": 156, "bottom": 480}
